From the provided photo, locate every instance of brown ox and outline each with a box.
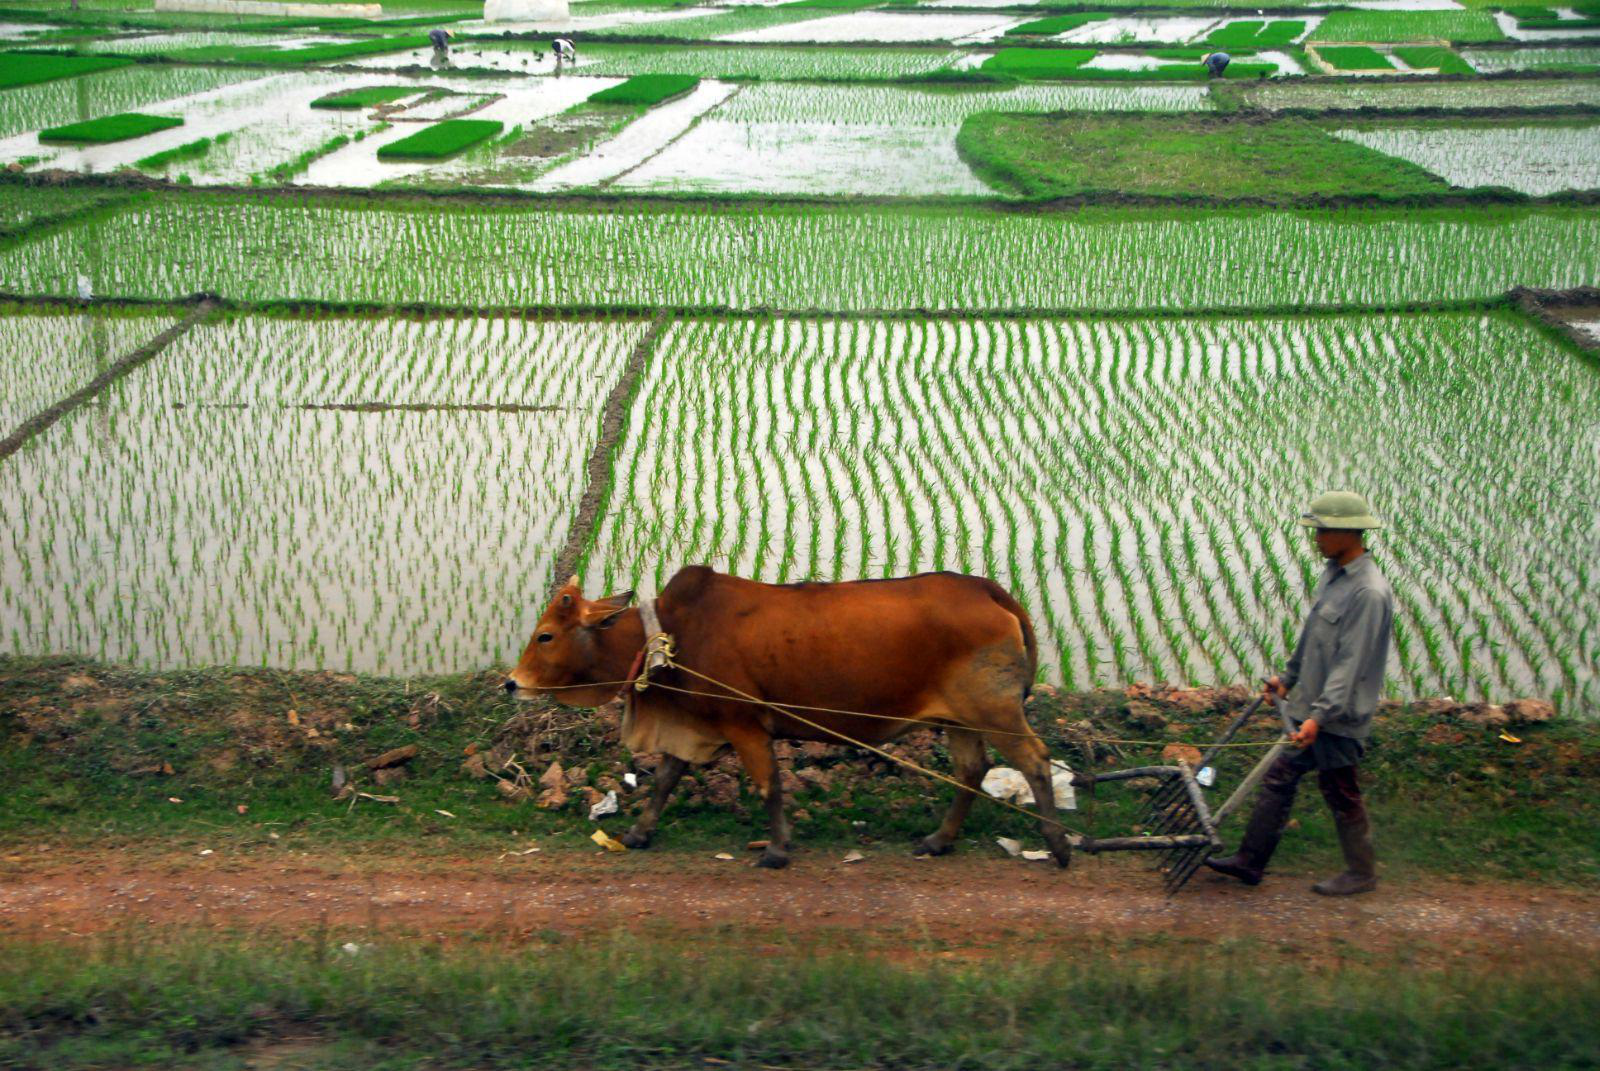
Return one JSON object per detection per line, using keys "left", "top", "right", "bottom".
{"left": 505, "top": 565, "right": 1071, "bottom": 869}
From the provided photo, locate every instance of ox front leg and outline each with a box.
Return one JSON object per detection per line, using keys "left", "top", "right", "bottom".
{"left": 988, "top": 730, "right": 1072, "bottom": 869}
{"left": 621, "top": 754, "right": 688, "bottom": 850}
{"left": 727, "top": 725, "right": 791, "bottom": 869}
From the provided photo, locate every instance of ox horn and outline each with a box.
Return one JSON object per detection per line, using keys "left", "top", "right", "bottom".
{"left": 566, "top": 574, "right": 580, "bottom": 590}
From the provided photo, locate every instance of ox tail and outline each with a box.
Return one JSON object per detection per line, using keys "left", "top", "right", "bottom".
{"left": 982, "top": 579, "right": 1039, "bottom": 701}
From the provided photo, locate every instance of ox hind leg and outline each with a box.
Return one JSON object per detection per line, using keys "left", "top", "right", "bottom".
{"left": 621, "top": 754, "right": 688, "bottom": 850}
{"left": 913, "top": 726, "right": 990, "bottom": 857}
{"left": 986, "top": 726, "right": 1073, "bottom": 868}
{"left": 726, "top": 722, "right": 792, "bottom": 869}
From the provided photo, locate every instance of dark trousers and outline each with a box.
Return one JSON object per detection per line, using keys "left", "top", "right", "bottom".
{"left": 1240, "top": 734, "right": 1367, "bottom": 867}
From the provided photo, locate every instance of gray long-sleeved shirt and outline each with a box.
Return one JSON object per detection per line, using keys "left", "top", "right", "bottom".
{"left": 1280, "top": 553, "right": 1394, "bottom": 741}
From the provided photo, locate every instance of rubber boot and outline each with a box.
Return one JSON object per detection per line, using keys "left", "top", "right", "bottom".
{"left": 1204, "top": 782, "right": 1295, "bottom": 886}
{"left": 1312, "top": 813, "right": 1377, "bottom": 896}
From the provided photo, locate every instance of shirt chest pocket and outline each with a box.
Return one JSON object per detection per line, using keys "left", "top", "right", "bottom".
{"left": 1311, "top": 602, "right": 1344, "bottom": 644}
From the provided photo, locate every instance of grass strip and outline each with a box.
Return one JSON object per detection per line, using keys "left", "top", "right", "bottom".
{"left": 310, "top": 84, "right": 423, "bottom": 110}
{"left": 135, "top": 131, "right": 228, "bottom": 170}
{"left": 170, "top": 35, "right": 430, "bottom": 66}
{"left": 959, "top": 112, "right": 1450, "bottom": 201}
{"left": 1204, "top": 19, "right": 1305, "bottom": 48}
{"left": 0, "top": 49, "right": 127, "bottom": 88}
{"left": 587, "top": 73, "right": 699, "bottom": 106}
{"left": 38, "top": 112, "right": 182, "bottom": 144}
{"left": 1, "top": 930, "right": 1598, "bottom": 1071}
{"left": 376, "top": 118, "right": 502, "bottom": 160}
{"left": 1318, "top": 45, "right": 1396, "bottom": 72}
{"left": 1005, "top": 13, "right": 1106, "bottom": 36}
{"left": 1393, "top": 46, "right": 1475, "bottom": 75}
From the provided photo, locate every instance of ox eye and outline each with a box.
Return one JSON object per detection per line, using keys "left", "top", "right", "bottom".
{"left": 537, "top": 632, "right": 554, "bottom": 644}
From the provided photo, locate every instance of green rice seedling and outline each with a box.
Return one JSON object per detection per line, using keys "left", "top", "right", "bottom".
{"left": 1310, "top": 9, "right": 1505, "bottom": 44}
{"left": 309, "top": 85, "right": 422, "bottom": 110}
{"left": 1392, "top": 46, "right": 1475, "bottom": 75}
{"left": 1241, "top": 78, "right": 1600, "bottom": 113}
{"left": 135, "top": 131, "right": 230, "bottom": 170}
{"left": 0, "top": 50, "right": 128, "bottom": 89}
{"left": 587, "top": 73, "right": 699, "bottom": 107}
{"left": 1315, "top": 45, "right": 1396, "bottom": 72}
{"left": 170, "top": 35, "right": 431, "bottom": 66}
{"left": 38, "top": 111, "right": 182, "bottom": 144}
{"left": 1006, "top": 14, "right": 1107, "bottom": 37}
{"left": 981, "top": 47, "right": 1094, "bottom": 78}
{"left": 1205, "top": 20, "right": 1306, "bottom": 49}
{"left": 377, "top": 119, "right": 503, "bottom": 160}
{"left": 1462, "top": 46, "right": 1600, "bottom": 74}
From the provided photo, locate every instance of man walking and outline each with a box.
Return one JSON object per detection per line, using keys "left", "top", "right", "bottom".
{"left": 1204, "top": 491, "right": 1393, "bottom": 896}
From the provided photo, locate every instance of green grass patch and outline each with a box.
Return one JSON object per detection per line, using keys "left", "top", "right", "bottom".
{"left": 0, "top": 49, "right": 128, "bottom": 88}
{"left": 375, "top": 118, "right": 502, "bottom": 160}
{"left": 171, "top": 34, "right": 430, "bottom": 66}
{"left": 310, "top": 84, "right": 423, "bottom": 110}
{"left": 586, "top": 72, "right": 699, "bottom": 106}
{"left": 1005, "top": 13, "right": 1106, "bottom": 36}
{"left": 1394, "top": 45, "right": 1476, "bottom": 74}
{"left": 134, "top": 131, "right": 228, "bottom": 169}
{"left": 982, "top": 46, "right": 1094, "bottom": 78}
{"left": 1204, "top": 19, "right": 1306, "bottom": 48}
{"left": 958, "top": 112, "right": 1452, "bottom": 201}
{"left": 1317, "top": 44, "right": 1397, "bottom": 71}
{"left": 1508, "top": 5, "right": 1600, "bottom": 28}
{"left": 1, "top": 928, "right": 1597, "bottom": 1071}
{"left": 1311, "top": 9, "right": 1505, "bottom": 43}
{"left": 37, "top": 111, "right": 182, "bottom": 144}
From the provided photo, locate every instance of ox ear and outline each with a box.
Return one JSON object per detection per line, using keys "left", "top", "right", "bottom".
{"left": 579, "top": 590, "right": 634, "bottom": 629}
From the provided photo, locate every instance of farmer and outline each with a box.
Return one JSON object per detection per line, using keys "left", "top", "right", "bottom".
{"left": 429, "top": 27, "right": 452, "bottom": 54}
{"left": 552, "top": 37, "right": 576, "bottom": 65}
{"left": 1204, "top": 491, "right": 1393, "bottom": 896}
{"left": 1203, "top": 51, "right": 1231, "bottom": 78}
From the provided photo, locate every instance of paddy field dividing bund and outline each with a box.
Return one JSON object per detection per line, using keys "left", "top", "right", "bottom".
{"left": 2, "top": 0, "right": 1599, "bottom": 1064}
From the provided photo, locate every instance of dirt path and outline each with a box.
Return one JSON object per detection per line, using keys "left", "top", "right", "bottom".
{"left": 3, "top": 847, "right": 1595, "bottom": 963}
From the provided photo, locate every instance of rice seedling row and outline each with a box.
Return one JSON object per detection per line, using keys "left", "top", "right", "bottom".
{"left": 586, "top": 312, "right": 1600, "bottom": 711}
{"left": 1461, "top": 45, "right": 1600, "bottom": 73}
{"left": 0, "top": 63, "right": 265, "bottom": 140}
{"left": 0, "top": 312, "right": 648, "bottom": 674}
{"left": 0, "top": 50, "right": 129, "bottom": 88}
{"left": 1310, "top": 9, "right": 1506, "bottom": 45}
{"left": 0, "top": 305, "right": 174, "bottom": 430}
{"left": 1237, "top": 77, "right": 1600, "bottom": 112}
{"left": 1333, "top": 121, "right": 1600, "bottom": 195}
{"left": 3, "top": 196, "right": 1597, "bottom": 312}
{"left": 545, "top": 41, "right": 969, "bottom": 81}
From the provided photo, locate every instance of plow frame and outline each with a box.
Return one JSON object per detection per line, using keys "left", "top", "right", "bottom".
{"left": 1069, "top": 696, "right": 1293, "bottom": 895}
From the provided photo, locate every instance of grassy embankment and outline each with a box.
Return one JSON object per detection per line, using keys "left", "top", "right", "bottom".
{"left": 957, "top": 113, "right": 1452, "bottom": 200}
{"left": 2, "top": 655, "right": 1596, "bottom": 883}
{"left": 1, "top": 925, "right": 1595, "bottom": 1071}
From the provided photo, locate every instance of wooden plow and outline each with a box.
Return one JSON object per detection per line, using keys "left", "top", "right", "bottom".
{"left": 1071, "top": 696, "right": 1294, "bottom": 895}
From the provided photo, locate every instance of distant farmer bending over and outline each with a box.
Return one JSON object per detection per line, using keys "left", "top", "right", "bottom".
{"left": 1203, "top": 51, "right": 1231, "bottom": 78}
{"left": 1204, "top": 491, "right": 1394, "bottom": 896}
{"left": 429, "top": 27, "right": 452, "bottom": 54}
{"left": 552, "top": 37, "right": 576, "bottom": 65}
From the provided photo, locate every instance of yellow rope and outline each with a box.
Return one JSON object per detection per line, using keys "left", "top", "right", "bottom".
{"left": 652, "top": 662, "right": 1085, "bottom": 838}
{"left": 532, "top": 675, "right": 1278, "bottom": 749}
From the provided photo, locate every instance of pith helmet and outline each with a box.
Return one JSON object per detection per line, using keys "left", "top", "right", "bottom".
{"left": 1299, "top": 490, "right": 1382, "bottom": 530}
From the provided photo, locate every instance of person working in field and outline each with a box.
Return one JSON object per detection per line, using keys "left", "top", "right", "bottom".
{"left": 1202, "top": 51, "right": 1231, "bottom": 78}
{"left": 552, "top": 37, "right": 577, "bottom": 66}
{"left": 1204, "top": 491, "right": 1394, "bottom": 896}
{"left": 429, "top": 28, "right": 452, "bottom": 55}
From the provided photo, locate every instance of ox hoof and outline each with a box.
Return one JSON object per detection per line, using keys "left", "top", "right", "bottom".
{"left": 620, "top": 830, "right": 653, "bottom": 850}
{"left": 756, "top": 850, "right": 790, "bottom": 870}
{"left": 913, "top": 838, "right": 954, "bottom": 857}
{"left": 1050, "top": 847, "right": 1072, "bottom": 869}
